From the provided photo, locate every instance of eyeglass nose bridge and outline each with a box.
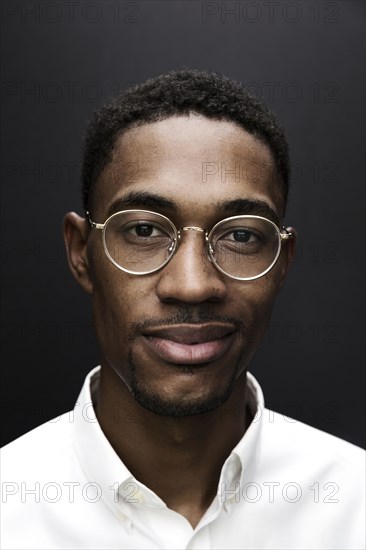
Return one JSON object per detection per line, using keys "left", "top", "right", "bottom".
{"left": 180, "top": 225, "right": 207, "bottom": 236}
{"left": 172, "top": 225, "right": 214, "bottom": 263}
{"left": 177, "top": 226, "right": 209, "bottom": 246}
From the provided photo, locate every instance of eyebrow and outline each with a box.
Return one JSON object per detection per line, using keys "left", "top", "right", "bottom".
{"left": 106, "top": 191, "right": 178, "bottom": 218}
{"left": 105, "top": 192, "right": 279, "bottom": 225}
{"left": 219, "top": 198, "right": 280, "bottom": 225}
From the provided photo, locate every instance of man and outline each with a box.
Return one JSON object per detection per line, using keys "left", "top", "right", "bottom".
{"left": 1, "top": 70, "right": 364, "bottom": 549}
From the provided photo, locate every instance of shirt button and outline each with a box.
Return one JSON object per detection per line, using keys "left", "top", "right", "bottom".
{"left": 135, "top": 491, "right": 145, "bottom": 504}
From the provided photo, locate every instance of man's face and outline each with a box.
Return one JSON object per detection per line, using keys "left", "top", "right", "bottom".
{"left": 85, "top": 115, "right": 292, "bottom": 416}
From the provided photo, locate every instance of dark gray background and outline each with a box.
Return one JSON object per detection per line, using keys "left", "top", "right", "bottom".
{"left": 0, "top": 0, "right": 365, "bottom": 448}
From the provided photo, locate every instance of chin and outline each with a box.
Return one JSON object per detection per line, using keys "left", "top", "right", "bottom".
{"left": 130, "top": 379, "right": 235, "bottom": 417}
{"left": 126, "top": 347, "right": 247, "bottom": 417}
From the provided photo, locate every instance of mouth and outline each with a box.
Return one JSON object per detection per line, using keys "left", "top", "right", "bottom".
{"left": 141, "top": 323, "right": 236, "bottom": 365}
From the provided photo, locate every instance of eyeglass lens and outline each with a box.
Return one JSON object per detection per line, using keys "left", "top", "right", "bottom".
{"left": 210, "top": 216, "right": 279, "bottom": 279}
{"left": 104, "top": 211, "right": 176, "bottom": 273}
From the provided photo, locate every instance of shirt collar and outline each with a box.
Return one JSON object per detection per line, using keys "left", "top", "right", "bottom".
{"left": 71, "top": 367, "right": 264, "bottom": 516}
{"left": 71, "top": 367, "right": 136, "bottom": 518}
{"left": 217, "top": 372, "right": 264, "bottom": 508}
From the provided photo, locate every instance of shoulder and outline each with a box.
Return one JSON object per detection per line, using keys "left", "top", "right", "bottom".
{"left": 0, "top": 412, "right": 108, "bottom": 550}
{"left": 264, "top": 409, "right": 364, "bottom": 458}
{"left": 1, "top": 412, "right": 76, "bottom": 479}
{"left": 246, "top": 371, "right": 364, "bottom": 473}
{"left": 1, "top": 367, "right": 99, "bottom": 477}
{"left": 258, "top": 408, "right": 365, "bottom": 482}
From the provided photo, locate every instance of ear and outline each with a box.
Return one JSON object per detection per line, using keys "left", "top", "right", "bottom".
{"left": 277, "top": 226, "right": 297, "bottom": 288}
{"left": 63, "top": 212, "right": 93, "bottom": 294}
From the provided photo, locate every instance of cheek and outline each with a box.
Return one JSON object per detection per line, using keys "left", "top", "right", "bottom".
{"left": 90, "top": 265, "right": 156, "bottom": 352}
{"left": 235, "top": 277, "right": 280, "bottom": 338}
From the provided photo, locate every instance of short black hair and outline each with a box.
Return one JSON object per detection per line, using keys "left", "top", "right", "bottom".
{"left": 82, "top": 69, "right": 290, "bottom": 212}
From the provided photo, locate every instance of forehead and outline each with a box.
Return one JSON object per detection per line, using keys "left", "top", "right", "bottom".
{"left": 93, "top": 115, "right": 283, "bottom": 222}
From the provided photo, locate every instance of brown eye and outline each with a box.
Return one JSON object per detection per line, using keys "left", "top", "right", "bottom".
{"left": 135, "top": 224, "right": 154, "bottom": 237}
{"left": 223, "top": 229, "right": 260, "bottom": 243}
{"left": 232, "top": 229, "right": 251, "bottom": 243}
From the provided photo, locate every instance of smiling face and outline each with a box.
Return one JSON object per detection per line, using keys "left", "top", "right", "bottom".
{"left": 69, "top": 115, "right": 294, "bottom": 417}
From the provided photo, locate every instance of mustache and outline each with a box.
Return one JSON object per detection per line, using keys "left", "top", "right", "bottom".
{"left": 128, "top": 307, "right": 246, "bottom": 340}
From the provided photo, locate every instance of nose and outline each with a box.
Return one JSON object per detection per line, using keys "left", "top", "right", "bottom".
{"left": 155, "top": 230, "right": 228, "bottom": 304}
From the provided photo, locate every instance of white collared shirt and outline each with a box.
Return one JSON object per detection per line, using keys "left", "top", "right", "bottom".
{"left": 1, "top": 367, "right": 364, "bottom": 549}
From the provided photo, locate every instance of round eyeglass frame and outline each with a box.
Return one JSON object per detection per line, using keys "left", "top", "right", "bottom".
{"left": 86, "top": 209, "right": 294, "bottom": 281}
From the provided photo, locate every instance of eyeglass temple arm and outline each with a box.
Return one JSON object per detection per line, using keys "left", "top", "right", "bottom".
{"left": 280, "top": 227, "right": 294, "bottom": 240}
{"left": 85, "top": 211, "right": 104, "bottom": 230}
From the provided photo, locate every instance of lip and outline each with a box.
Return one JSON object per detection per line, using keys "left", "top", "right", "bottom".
{"left": 141, "top": 323, "right": 236, "bottom": 365}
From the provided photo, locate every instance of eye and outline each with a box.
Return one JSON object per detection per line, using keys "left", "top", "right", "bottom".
{"left": 122, "top": 221, "right": 169, "bottom": 239}
{"left": 232, "top": 229, "right": 254, "bottom": 243}
{"left": 133, "top": 223, "right": 162, "bottom": 237}
{"left": 224, "top": 228, "right": 260, "bottom": 243}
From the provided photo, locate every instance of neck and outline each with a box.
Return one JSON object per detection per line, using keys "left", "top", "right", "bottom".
{"left": 96, "top": 363, "right": 251, "bottom": 528}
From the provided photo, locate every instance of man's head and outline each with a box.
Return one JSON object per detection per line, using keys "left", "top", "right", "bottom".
{"left": 81, "top": 70, "right": 290, "bottom": 216}
{"left": 64, "top": 70, "right": 296, "bottom": 418}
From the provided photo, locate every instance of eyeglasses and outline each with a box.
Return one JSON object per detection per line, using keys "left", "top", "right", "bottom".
{"left": 86, "top": 209, "right": 293, "bottom": 281}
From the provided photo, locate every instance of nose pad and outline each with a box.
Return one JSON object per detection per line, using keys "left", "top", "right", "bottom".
{"left": 176, "top": 227, "right": 214, "bottom": 268}
{"left": 207, "top": 242, "right": 215, "bottom": 262}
